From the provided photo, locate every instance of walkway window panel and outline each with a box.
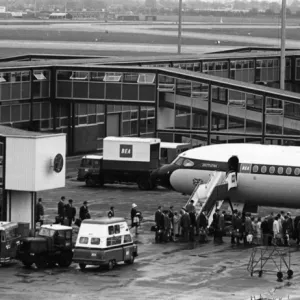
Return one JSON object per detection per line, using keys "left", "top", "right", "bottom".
{"left": 1, "top": 105, "right": 10, "bottom": 123}
{"left": 32, "top": 103, "right": 41, "bottom": 120}
{"left": 139, "top": 84, "right": 155, "bottom": 101}
{"left": 11, "top": 82, "right": 21, "bottom": 100}
{"left": 21, "top": 82, "right": 30, "bottom": 99}
{"left": 190, "top": 134, "right": 207, "bottom": 147}
{"left": 123, "top": 72, "right": 138, "bottom": 83}
{"left": 122, "top": 120, "right": 130, "bottom": 135}
{"left": 265, "top": 97, "right": 284, "bottom": 135}
{"left": 57, "top": 80, "right": 72, "bottom": 98}
{"left": 283, "top": 101, "right": 300, "bottom": 135}
{"left": 89, "top": 82, "right": 105, "bottom": 99}
{"left": 21, "top": 103, "right": 30, "bottom": 121}
{"left": 295, "top": 58, "right": 300, "bottom": 80}
{"left": 286, "top": 58, "right": 292, "bottom": 80}
{"left": 41, "top": 102, "right": 51, "bottom": 119}
{"left": 106, "top": 83, "right": 121, "bottom": 100}
{"left": 73, "top": 81, "right": 88, "bottom": 99}
{"left": 131, "top": 120, "right": 138, "bottom": 135}
{"left": 122, "top": 83, "right": 138, "bottom": 101}
{"left": 1, "top": 83, "right": 10, "bottom": 101}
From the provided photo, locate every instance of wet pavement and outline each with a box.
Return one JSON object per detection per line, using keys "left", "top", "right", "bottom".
{"left": 1, "top": 168, "right": 300, "bottom": 300}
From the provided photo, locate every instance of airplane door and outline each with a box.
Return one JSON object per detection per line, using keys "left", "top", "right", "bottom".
{"left": 228, "top": 156, "right": 239, "bottom": 174}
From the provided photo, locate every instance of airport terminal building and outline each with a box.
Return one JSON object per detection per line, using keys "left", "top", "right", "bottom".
{"left": 1, "top": 48, "right": 300, "bottom": 155}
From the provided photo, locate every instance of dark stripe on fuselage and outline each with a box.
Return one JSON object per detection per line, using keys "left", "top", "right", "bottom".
{"left": 176, "top": 158, "right": 300, "bottom": 177}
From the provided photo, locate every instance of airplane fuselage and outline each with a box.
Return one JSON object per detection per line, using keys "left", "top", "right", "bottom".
{"left": 153, "top": 143, "right": 300, "bottom": 209}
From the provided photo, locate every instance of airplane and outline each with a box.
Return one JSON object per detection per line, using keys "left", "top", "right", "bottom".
{"left": 152, "top": 143, "right": 300, "bottom": 210}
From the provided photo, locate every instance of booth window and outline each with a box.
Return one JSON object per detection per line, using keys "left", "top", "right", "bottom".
{"left": 0, "top": 73, "right": 6, "bottom": 82}
{"left": 103, "top": 72, "right": 122, "bottom": 82}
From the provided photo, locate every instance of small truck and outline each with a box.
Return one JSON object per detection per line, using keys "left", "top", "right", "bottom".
{"left": 77, "top": 137, "right": 161, "bottom": 190}
{"left": 16, "top": 224, "right": 73, "bottom": 269}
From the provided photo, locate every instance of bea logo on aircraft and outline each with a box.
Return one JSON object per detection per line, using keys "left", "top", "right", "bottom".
{"left": 120, "top": 144, "right": 133, "bottom": 158}
{"left": 240, "top": 163, "right": 252, "bottom": 173}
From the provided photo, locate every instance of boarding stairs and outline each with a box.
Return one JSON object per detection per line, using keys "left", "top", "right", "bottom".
{"left": 185, "top": 171, "right": 238, "bottom": 227}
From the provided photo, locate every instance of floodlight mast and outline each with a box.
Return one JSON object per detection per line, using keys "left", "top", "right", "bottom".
{"left": 177, "top": 0, "right": 183, "bottom": 54}
{"left": 280, "top": 0, "right": 286, "bottom": 90}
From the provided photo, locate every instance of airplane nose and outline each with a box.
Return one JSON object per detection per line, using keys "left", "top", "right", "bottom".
{"left": 151, "top": 164, "right": 179, "bottom": 189}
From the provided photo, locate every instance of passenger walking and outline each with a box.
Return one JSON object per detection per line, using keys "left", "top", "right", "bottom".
{"left": 282, "top": 215, "right": 290, "bottom": 246}
{"left": 212, "top": 209, "right": 220, "bottom": 242}
{"left": 108, "top": 206, "right": 115, "bottom": 218}
{"left": 244, "top": 213, "right": 253, "bottom": 245}
{"left": 189, "top": 211, "right": 196, "bottom": 242}
{"left": 155, "top": 206, "right": 163, "bottom": 242}
{"left": 217, "top": 210, "right": 225, "bottom": 243}
{"left": 35, "top": 198, "right": 44, "bottom": 226}
{"left": 256, "top": 217, "right": 262, "bottom": 245}
{"left": 231, "top": 210, "right": 238, "bottom": 244}
{"left": 185, "top": 200, "right": 195, "bottom": 213}
{"left": 234, "top": 212, "right": 243, "bottom": 245}
{"left": 65, "top": 199, "right": 76, "bottom": 226}
{"left": 197, "top": 210, "right": 208, "bottom": 243}
{"left": 163, "top": 210, "right": 171, "bottom": 242}
{"left": 173, "top": 212, "right": 181, "bottom": 241}
{"left": 57, "top": 196, "right": 66, "bottom": 225}
{"left": 79, "top": 201, "right": 90, "bottom": 221}
{"left": 131, "top": 203, "right": 139, "bottom": 235}
{"left": 261, "top": 217, "right": 269, "bottom": 246}
{"left": 273, "top": 216, "right": 280, "bottom": 245}
{"left": 168, "top": 206, "right": 175, "bottom": 239}
{"left": 267, "top": 213, "right": 274, "bottom": 245}
{"left": 286, "top": 212, "right": 294, "bottom": 240}
{"left": 294, "top": 215, "right": 300, "bottom": 245}
{"left": 180, "top": 209, "right": 191, "bottom": 242}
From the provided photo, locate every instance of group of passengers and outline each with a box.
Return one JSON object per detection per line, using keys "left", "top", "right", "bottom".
{"left": 154, "top": 200, "right": 209, "bottom": 243}
{"left": 230, "top": 210, "right": 300, "bottom": 247}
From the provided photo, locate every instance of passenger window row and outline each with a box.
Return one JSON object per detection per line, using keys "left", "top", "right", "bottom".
{"left": 78, "top": 234, "right": 132, "bottom": 246}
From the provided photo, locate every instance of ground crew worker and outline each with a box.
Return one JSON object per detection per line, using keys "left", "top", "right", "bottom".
{"left": 35, "top": 198, "right": 44, "bottom": 226}
{"left": 57, "top": 196, "right": 65, "bottom": 225}
{"left": 65, "top": 199, "right": 76, "bottom": 226}
{"left": 79, "top": 201, "right": 90, "bottom": 221}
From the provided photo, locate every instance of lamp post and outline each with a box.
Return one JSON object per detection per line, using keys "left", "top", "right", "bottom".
{"left": 177, "top": 0, "right": 182, "bottom": 54}
{"left": 280, "top": 0, "right": 286, "bottom": 90}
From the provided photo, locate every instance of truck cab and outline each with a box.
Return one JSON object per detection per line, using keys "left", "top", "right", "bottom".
{"left": 160, "top": 142, "right": 192, "bottom": 165}
{"left": 77, "top": 155, "right": 102, "bottom": 185}
{"left": 73, "top": 217, "right": 138, "bottom": 271}
{"left": 0, "top": 222, "right": 29, "bottom": 265}
{"left": 17, "top": 224, "right": 73, "bottom": 269}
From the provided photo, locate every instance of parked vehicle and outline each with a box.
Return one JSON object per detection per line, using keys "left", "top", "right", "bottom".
{"left": 77, "top": 137, "right": 161, "bottom": 190}
{"left": 160, "top": 142, "right": 192, "bottom": 165}
{"left": 73, "top": 217, "right": 138, "bottom": 271}
{"left": 16, "top": 224, "right": 73, "bottom": 269}
{"left": 0, "top": 222, "right": 29, "bottom": 264}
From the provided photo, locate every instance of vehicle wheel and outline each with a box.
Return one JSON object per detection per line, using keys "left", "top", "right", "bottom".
{"left": 35, "top": 255, "right": 47, "bottom": 269}
{"left": 258, "top": 270, "right": 263, "bottom": 277}
{"left": 137, "top": 178, "right": 152, "bottom": 190}
{"left": 58, "top": 251, "right": 73, "bottom": 268}
{"left": 79, "top": 263, "right": 86, "bottom": 270}
{"left": 85, "top": 176, "right": 95, "bottom": 187}
{"left": 22, "top": 261, "right": 33, "bottom": 268}
{"left": 107, "top": 260, "right": 114, "bottom": 271}
{"left": 125, "top": 254, "right": 135, "bottom": 265}
{"left": 287, "top": 269, "right": 293, "bottom": 278}
{"left": 277, "top": 271, "right": 283, "bottom": 280}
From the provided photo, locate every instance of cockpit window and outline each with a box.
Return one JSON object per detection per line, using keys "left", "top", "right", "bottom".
{"left": 182, "top": 159, "right": 194, "bottom": 167}
{"left": 172, "top": 157, "right": 184, "bottom": 166}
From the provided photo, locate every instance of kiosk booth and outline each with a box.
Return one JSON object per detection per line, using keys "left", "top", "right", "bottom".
{"left": 0, "top": 126, "right": 66, "bottom": 231}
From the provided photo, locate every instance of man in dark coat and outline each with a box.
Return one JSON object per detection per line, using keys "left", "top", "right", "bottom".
{"left": 180, "top": 209, "right": 191, "bottom": 242}
{"left": 108, "top": 206, "right": 115, "bottom": 218}
{"left": 155, "top": 206, "right": 163, "bottom": 242}
{"left": 57, "top": 196, "right": 65, "bottom": 224}
{"left": 79, "top": 201, "right": 90, "bottom": 221}
{"left": 65, "top": 199, "right": 76, "bottom": 226}
{"left": 36, "top": 198, "right": 44, "bottom": 225}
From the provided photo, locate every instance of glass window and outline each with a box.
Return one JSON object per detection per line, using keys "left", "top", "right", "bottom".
{"left": 11, "top": 72, "right": 21, "bottom": 82}
{"left": 103, "top": 72, "right": 122, "bottom": 82}
{"left": 33, "top": 70, "right": 47, "bottom": 81}
{"left": 1, "top": 106, "right": 10, "bottom": 123}
{"left": 21, "top": 71, "right": 30, "bottom": 82}
{"left": 183, "top": 159, "right": 194, "bottom": 167}
{"left": 123, "top": 72, "right": 138, "bottom": 82}
{"left": 124, "top": 234, "right": 132, "bottom": 243}
{"left": 57, "top": 70, "right": 72, "bottom": 80}
{"left": 32, "top": 103, "right": 41, "bottom": 120}
{"left": 112, "top": 236, "right": 122, "bottom": 245}
{"left": 138, "top": 73, "right": 156, "bottom": 84}
{"left": 108, "top": 225, "right": 114, "bottom": 235}
{"left": 21, "top": 103, "right": 30, "bottom": 121}
{"left": 79, "top": 237, "right": 89, "bottom": 244}
{"left": 114, "top": 225, "right": 120, "bottom": 234}
{"left": 173, "top": 157, "right": 184, "bottom": 166}
{"left": 91, "top": 238, "right": 100, "bottom": 245}
{"left": 90, "top": 72, "right": 105, "bottom": 81}
{"left": 107, "top": 237, "right": 113, "bottom": 246}
{"left": 70, "top": 71, "right": 89, "bottom": 80}
{"left": 11, "top": 105, "right": 21, "bottom": 122}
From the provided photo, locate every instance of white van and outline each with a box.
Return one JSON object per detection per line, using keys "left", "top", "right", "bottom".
{"left": 73, "top": 217, "right": 138, "bottom": 270}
